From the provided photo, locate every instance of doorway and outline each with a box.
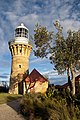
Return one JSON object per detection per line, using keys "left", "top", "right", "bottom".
{"left": 18, "top": 81, "right": 23, "bottom": 94}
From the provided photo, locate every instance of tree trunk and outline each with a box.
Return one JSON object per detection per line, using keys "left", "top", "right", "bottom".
{"left": 71, "top": 66, "right": 76, "bottom": 95}
{"left": 67, "top": 68, "right": 72, "bottom": 92}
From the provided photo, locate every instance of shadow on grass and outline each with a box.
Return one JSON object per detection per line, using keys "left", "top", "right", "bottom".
{"left": 7, "top": 100, "right": 20, "bottom": 112}
{"left": 7, "top": 95, "right": 22, "bottom": 112}
{"left": 6, "top": 96, "right": 26, "bottom": 120}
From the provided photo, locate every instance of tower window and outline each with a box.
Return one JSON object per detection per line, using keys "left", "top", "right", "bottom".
{"left": 19, "top": 65, "right": 21, "bottom": 68}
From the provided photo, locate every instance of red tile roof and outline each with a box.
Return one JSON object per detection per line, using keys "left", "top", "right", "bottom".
{"left": 55, "top": 83, "right": 69, "bottom": 89}
{"left": 75, "top": 75, "right": 80, "bottom": 82}
{"left": 55, "top": 75, "right": 80, "bottom": 89}
{"left": 25, "top": 69, "right": 48, "bottom": 83}
{"left": 62, "top": 83, "right": 68, "bottom": 88}
{"left": 55, "top": 85, "right": 63, "bottom": 89}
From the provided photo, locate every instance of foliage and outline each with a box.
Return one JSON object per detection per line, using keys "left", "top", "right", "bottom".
{"left": 50, "top": 22, "right": 67, "bottom": 74}
{"left": 33, "top": 24, "right": 53, "bottom": 58}
{"left": 33, "top": 21, "right": 80, "bottom": 95}
{"left": 0, "top": 86, "right": 9, "bottom": 93}
{"left": 33, "top": 22, "right": 80, "bottom": 74}
{"left": 46, "top": 84, "right": 58, "bottom": 98}
{"left": 20, "top": 89, "right": 80, "bottom": 120}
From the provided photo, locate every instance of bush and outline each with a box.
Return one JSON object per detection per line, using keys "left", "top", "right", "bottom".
{"left": 46, "top": 85, "right": 58, "bottom": 98}
{"left": 20, "top": 92, "right": 78, "bottom": 120}
{"left": 0, "top": 86, "right": 9, "bottom": 93}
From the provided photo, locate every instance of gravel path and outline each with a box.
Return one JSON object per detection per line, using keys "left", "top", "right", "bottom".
{"left": 0, "top": 100, "right": 26, "bottom": 120}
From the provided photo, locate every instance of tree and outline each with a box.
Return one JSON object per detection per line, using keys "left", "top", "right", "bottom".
{"left": 33, "top": 21, "right": 80, "bottom": 95}
{"left": 33, "top": 24, "right": 53, "bottom": 58}
{"left": 65, "top": 30, "right": 80, "bottom": 94}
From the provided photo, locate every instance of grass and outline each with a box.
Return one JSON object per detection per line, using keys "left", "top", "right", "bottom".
{"left": 0, "top": 93, "right": 22, "bottom": 104}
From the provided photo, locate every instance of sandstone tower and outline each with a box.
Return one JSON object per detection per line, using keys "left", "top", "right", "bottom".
{"left": 9, "top": 23, "right": 32, "bottom": 94}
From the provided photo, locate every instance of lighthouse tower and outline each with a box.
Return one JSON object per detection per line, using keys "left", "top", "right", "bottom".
{"left": 9, "top": 23, "right": 32, "bottom": 94}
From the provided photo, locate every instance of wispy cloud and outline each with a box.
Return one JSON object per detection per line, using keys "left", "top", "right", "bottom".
{"left": 41, "top": 69, "right": 67, "bottom": 85}
{"left": 61, "top": 19, "right": 80, "bottom": 32}
{"left": 30, "top": 57, "right": 47, "bottom": 64}
{"left": 0, "top": 0, "right": 79, "bottom": 84}
{"left": 50, "top": 74, "right": 68, "bottom": 85}
{"left": 0, "top": 72, "right": 10, "bottom": 81}
{"left": 0, "top": 75, "right": 8, "bottom": 79}
{"left": 42, "top": 70, "right": 58, "bottom": 75}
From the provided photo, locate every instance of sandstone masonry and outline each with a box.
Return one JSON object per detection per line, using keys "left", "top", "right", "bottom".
{"left": 9, "top": 23, "right": 32, "bottom": 94}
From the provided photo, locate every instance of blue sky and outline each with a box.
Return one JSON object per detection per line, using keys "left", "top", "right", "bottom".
{"left": 0, "top": 0, "right": 80, "bottom": 85}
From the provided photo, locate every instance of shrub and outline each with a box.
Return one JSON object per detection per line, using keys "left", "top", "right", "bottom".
{"left": 20, "top": 92, "right": 78, "bottom": 120}
{"left": 46, "top": 85, "right": 58, "bottom": 98}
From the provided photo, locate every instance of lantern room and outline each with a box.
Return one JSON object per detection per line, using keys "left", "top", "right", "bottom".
{"left": 15, "top": 23, "right": 29, "bottom": 39}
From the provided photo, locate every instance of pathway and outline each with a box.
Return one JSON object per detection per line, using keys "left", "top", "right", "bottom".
{"left": 0, "top": 100, "right": 25, "bottom": 120}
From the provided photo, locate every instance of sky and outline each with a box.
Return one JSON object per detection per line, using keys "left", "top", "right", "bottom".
{"left": 0, "top": 0, "right": 80, "bottom": 85}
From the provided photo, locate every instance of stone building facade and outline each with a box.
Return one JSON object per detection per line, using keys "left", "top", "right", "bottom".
{"left": 25, "top": 69, "right": 48, "bottom": 93}
{"left": 9, "top": 23, "right": 32, "bottom": 94}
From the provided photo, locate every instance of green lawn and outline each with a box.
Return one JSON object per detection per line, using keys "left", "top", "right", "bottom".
{"left": 0, "top": 93, "right": 22, "bottom": 104}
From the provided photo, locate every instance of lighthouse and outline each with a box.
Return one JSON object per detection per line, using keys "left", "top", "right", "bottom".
{"left": 9, "top": 23, "right": 32, "bottom": 94}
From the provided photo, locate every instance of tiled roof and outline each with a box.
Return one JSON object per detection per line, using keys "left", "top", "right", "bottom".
{"left": 55, "top": 83, "right": 69, "bottom": 89}
{"left": 75, "top": 75, "right": 80, "bottom": 82}
{"left": 61, "top": 83, "right": 69, "bottom": 88}
{"left": 25, "top": 69, "right": 48, "bottom": 83}
{"left": 55, "top": 85, "right": 63, "bottom": 89}
{"left": 55, "top": 75, "right": 80, "bottom": 89}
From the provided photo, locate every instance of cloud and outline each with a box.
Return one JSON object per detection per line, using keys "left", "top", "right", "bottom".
{"left": 30, "top": 57, "right": 47, "bottom": 64}
{"left": 61, "top": 19, "right": 80, "bottom": 32}
{"left": 1, "top": 73, "right": 10, "bottom": 76}
{"left": 0, "top": 0, "right": 79, "bottom": 42}
{"left": 58, "top": 4, "right": 72, "bottom": 20}
{"left": 41, "top": 69, "right": 68, "bottom": 85}
{"left": 50, "top": 74, "right": 68, "bottom": 85}
{"left": 42, "top": 70, "right": 58, "bottom": 75}
{"left": 0, "top": 72, "right": 10, "bottom": 81}
{"left": 0, "top": 75, "right": 8, "bottom": 79}
{"left": 0, "top": 0, "right": 79, "bottom": 84}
